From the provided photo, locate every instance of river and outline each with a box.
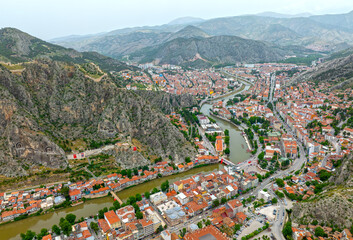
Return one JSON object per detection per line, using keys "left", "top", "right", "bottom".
{"left": 1, "top": 85, "right": 251, "bottom": 240}
{"left": 200, "top": 85, "right": 251, "bottom": 163}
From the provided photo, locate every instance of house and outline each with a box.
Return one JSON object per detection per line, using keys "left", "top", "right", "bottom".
{"left": 150, "top": 192, "right": 167, "bottom": 205}
{"left": 216, "top": 136, "right": 224, "bottom": 152}
{"left": 104, "top": 210, "right": 121, "bottom": 229}
{"left": 258, "top": 190, "right": 271, "bottom": 202}
{"left": 69, "top": 189, "right": 82, "bottom": 201}
{"left": 42, "top": 234, "right": 52, "bottom": 240}
{"left": 184, "top": 225, "right": 230, "bottom": 240}
{"left": 226, "top": 199, "right": 243, "bottom": 217}
{"left": 235, "top": 212, "right": 247, "bottom": 224}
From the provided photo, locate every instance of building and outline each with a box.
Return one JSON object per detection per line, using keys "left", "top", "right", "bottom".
{"left": 176, "top": 192, "right": 188, "bottom": 205}
{"left": 226, "top": 199, "right": 243, "bottom": 217}
{"left": 104, "top": 210, "right": 121, "bottom": 229}
{"left": 184, "top": 225, "right": 230, "bottom": 240}
{"left": 258, "top": 190, "right": 271, "bottom": 202}
{"left": 150, "top": 192, "right": 167, "bottom": 205}
{"left": 69, "top": 189, "right": 82, "bottom": 201}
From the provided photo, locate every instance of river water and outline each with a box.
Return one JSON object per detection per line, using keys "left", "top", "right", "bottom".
{"left": 1, "top": 85, "right": 250, "bottom": 240}
{"left": 200, "top": 85, "right": 251, "bottom": 163}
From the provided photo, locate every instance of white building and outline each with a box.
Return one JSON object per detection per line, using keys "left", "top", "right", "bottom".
{"left": 258, "top": 190, "right": 271, "bottom": 202}
{"left": 150, "top": 192, "right": 167, "bottom": 205}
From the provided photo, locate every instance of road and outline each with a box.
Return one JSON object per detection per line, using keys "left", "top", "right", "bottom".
{"left": 170, "top": 70, "right": 305, "bottom": 239}
{"left": 268, "top": 73, "right": 276, "bottom": 103}
{"left": 197, "top": 125, "right": 217, "bottom": 156}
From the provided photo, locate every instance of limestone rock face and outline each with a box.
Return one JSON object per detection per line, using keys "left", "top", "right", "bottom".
{"left": 292, "top": 156, "right": 353, "bottom": 227}
{"left": 0, "top": 60, "right": 196, "bottom": 176}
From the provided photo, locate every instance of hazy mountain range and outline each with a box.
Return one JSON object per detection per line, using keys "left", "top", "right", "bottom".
{"left": 49, "top": 10, "right": 353, "bottom": 66}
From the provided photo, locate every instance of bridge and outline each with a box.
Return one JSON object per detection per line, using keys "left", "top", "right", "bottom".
{"left": 219, "top": 158, "right": 237, "bottom": 166}
{"left": 110, "top": 191, "right": 123, "bottom": 205}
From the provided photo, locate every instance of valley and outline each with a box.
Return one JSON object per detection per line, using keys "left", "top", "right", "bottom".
{"left": 1, "top": 5, "right": 353, "bottom": 240}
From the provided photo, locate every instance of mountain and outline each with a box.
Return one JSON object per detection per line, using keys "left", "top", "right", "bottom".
{"left": 129, "top": 35, "right": 287, "bottom": 67}
{"left": 195, "top": 15, "right": 353, "bottom": 49}
{"left": 0, "top": 29, "right": 197, "bottom": 188}
{"left": 168, "top": 17, "right": 205, "bottom": 25}
{"left": 0, "top": 28, "right": 133, "bottom": 72}
{"left": 56, "top": 26, "right": 210, "bottom": 60}
{"left": 52, "top": 10, "right": 353, "bottom": 56}
{"left": 309, "top": 10, "right": 353, "bottom": 32}
{"left": 293, "top": 50, "right": 353, "bottom": 90}
{"left": 254, "top": 12, "right": 312, "bottom": 18}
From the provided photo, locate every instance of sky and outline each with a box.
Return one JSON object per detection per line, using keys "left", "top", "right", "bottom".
{"left": 1, "top": 0, "right": 352, "bottom": 40}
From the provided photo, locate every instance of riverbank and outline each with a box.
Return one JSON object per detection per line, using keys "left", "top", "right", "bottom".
{"left": 0, "top": 164, "right": 222, "bottom": 240}
{"left": 209, "top": 112, "right": 252, "bottom": 151}
{"left": 200, "top": 83, "right": 246, "bottom": 107}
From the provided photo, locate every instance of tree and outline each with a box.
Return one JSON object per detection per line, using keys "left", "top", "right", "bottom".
{"left": 37, "top": 228, "right": 49, "bottom": 240}
{"left": 205, "top": 219, "right": 211, "bottom": 226}
{"left": 156, "top": 225, "right": 164, "bottom": 233}
{"left": 65, "top": 213, "right": 76, "bottom": 225}
{"left": 212, "top": 199, "right": 220, "bottom": 207}
{"left": 113, "top": 201, "right": 121, "bottom": 210}
{"left": 318, "top": 170, "right": 331, "bottom": 181}
{"left": 224, "top": 148, "right": 230, "bottom": 154}
{"left": 161, "top": 180, "right": 169, "bottom": 192}
{"left": 180, "top": 228, "right": 187, "bottom": 237}
{"left": 144, "top": 191, "right": 150, "bottom": 199}
{"left": 185, "top": 157, "right": 191, "bottom": 163}
{"left": 282, "top": 221, "right": 292, "bottom": 239}
{"left": 60, "top": 219, "right": 72, "bottom": 236}
{"left": 128, "top": 196, "right": 136, "bottom": 204}
{"left": 20, "top": 230, "right": 36, "bottom": 240}
{"left": 234, "top": 224, "right": 242, "bottom": 233}
{"left": 272, "top": 198, "right": 278, "bottom": 204}
{"left": 136, "top": 211, "right": 143, "bottom": 219}
{"left": 197, "top": 221, "right": 203, "bottom": 229}
{"left": 224, "top": 129, "right": 229, "bottom": 136}
{"left": 275, "top": 178, "right": 285, "bottom": 188}
{"left": 221, "top": 197, "right": 227, "bottom": 204}
{"left": 152, "top": 187, "right": 159, "bottom": 194}
{"left": 132, "top": 203, "right": 140, "bottom": 212}
{"left": 258, "top": 152, "right": 265, "bottom": 161}
{"left": 136, "top": 193, "right": 142, "bottom": 201}
{"left": 315, "top": 227, "right": 326, "bottom": 237}
{"left": 90, "top": 222, "right": 99, "bottom": 234}
{"left": 98, "top": 209, "right": 105, "bottom": 219}
{"left": 52, "top": 224, "right": 61, "bottom": 235}
{"left": 60, "top": 186, "right": 70, "bottom": 199}
{"left": 127, "top": 169, "right": 132, "bottom": 178}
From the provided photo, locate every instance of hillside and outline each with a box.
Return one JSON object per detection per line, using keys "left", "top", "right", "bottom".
{"left": 0, "top": 27, "right": 133, "bottom": 72}
{"left": 293, "top": 51, "right": 353, "bottom": 90}
{"left": 0, "top": 29, "right": 197, "bottom": 185}
{"left": 0, "top": 60, "right": 197, "bottom": 178}
{"left": 292, "top": 155, "right": 353, "bottom": 227}
{"left": 129, "top": 35, "right": 287, "bottom": 66}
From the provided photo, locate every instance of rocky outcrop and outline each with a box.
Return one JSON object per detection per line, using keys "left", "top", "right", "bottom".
{"left": 135, "top": 90, "right": 197, "bottom": 114}
{"left": 331, "top": 155, "right": 353, "bottom": 187}
{"left": 292, "top": 155, "right": 353, "bottom": 227}
{"left": 0, "top": 60, "right": 196, "bottom": 176}
{"left": 292, "top": 189, "right": 353, "bottom": 227}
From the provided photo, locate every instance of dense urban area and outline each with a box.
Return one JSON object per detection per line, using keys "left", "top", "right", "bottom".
{"left": 2, "top": 57, "right": 353, "bottom": 240}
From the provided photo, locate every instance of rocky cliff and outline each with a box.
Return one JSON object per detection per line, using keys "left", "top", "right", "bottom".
{"left": 292, "top": 155, "right": 353, "bottom": 227}
{"left": 0, "top": 60, "right": 197, "bottom": 177}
